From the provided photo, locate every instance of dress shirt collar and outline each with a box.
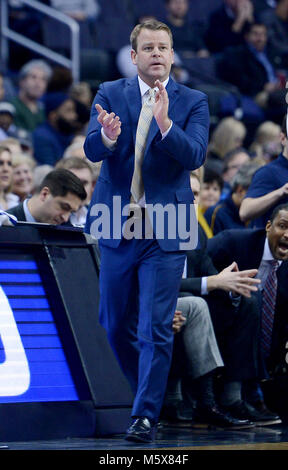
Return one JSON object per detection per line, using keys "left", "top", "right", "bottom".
{"left": 137, "top": 76, "right": 169, "bottom": 98}
{"left": 23, "top": 198, "right": 37, "bottom": 223}
{"left": 262, "top": 237, "right": 282, "bottom": 266}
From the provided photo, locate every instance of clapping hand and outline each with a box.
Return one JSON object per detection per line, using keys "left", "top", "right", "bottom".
{"left": 153, "top": 79, "right": 172, "bottom": 135}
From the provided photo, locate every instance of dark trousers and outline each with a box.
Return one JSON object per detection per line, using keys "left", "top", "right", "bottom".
{"left": 205, "top": 291, "right": 261, "bottom": 381}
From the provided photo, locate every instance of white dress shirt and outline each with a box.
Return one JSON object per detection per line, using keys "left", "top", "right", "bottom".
{"left": 100, "top": 76, "right": 173, "bottom": 206}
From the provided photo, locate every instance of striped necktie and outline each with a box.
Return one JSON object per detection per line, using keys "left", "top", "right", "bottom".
{"left": 261, "top": 259, "right": 278, "bottom": 355}
{"left": 130, "top": 88, "right": 155, "bottom": 203}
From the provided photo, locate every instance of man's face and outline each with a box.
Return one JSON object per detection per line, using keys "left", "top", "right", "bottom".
{"left": 20, "top": 67, "right": 49, "bottom": 100}
{"left": 131, "top": 28, "right": 174, "bottom": 87}
{"left": 266, "top": 209, "right": 288, "bottom": 260}
{"left": 246, "top": 25, "right": 267, "bottom": 52}
{"left": 223, "top": 151, "right": 250, "bottom": 183}
{"left": 55, "top": 99, "right": 78, "bottom": 134}
{"left": 0, "top": 113, "right": 13, "bottom": 132}
{"left": 38, "top": 188, "right": 82, "bottom": 224}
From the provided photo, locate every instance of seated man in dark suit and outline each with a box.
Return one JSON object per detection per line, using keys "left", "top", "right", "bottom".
{"left": 208, "top": 203, "right": 288, "bottom": 418}
{"left": 179, "top": 223, "right": 281, "bottom": 425}
{"left": 217, "top": 22, "right": 286, "bottom": 124}
{"left": 7, "top": 168, "right": 87, "bottom": 225}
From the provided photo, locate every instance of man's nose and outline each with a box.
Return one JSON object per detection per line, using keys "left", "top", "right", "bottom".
{"left": 152, "top": 47, "right": 161, "bottom": 55}
{"left": 61, "top": 212, "right": 70, "bottom": 223}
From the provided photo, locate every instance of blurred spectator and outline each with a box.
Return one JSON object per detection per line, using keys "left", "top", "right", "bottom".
{"left": 205, "top": 162, "right": 260, "bottom": 234}
{"left": 0, "top": 145, "right": 19, "bottom": 210}
{"left": 239, "top": 115, "right": 288, "bottom": 227}
{"left": 49, "top": 0, "right": 100, "bottom": 20}
{"left": 206, "top": 117, "right": 247, "bottom": 176}
{"left": 199, "top": 168, "right": 224, "bottom": 215}
{"left": 252, "top": 0, "right": 276, "bottom": 16}
{"left": 11, "top": 153, "right": 36, "bottom": 201}
{"left": 164, "top": 0, "right": 209, "bottom": 59}
{"left": 0, "top": 102, "right": 16, "bottom": 141}
{"left": 33, "top": 164, "right": 54, "bottom": 191}
{"left": 259, "top": 0, "right": 288, "bottom": 68}
{"left": 70, "top": 81, "right": 93, "bottom": 107}
{"left": 9, "top": 60, "right": 52, "bottom": 132}
{"left": 249, "top": 120, "right": 282, "bottom": 162}
{"left": 47, "top": 66, "right": 73, "bottom": 93}
{"left": 56, "top": 156, "right": 94, "bottom": 226}
{"left": 0, "top": 137, "right": 22, "bottom": 155}
{"left": 63, "top": 139, "right": 86, "bottom": 159}
{"left": 217, "top": 22, "right": 286, "bottom": 124}
{"left": 32, "top": 92, "right": 79, "bottom": 166}
{"left": 190, "top": 172, "right": 213, "bottom": 239}
{"left": 221, "top": 147, "right": 251, "bottom": 198}
{"left": 205, "top": 0, "right": 254, "bottom": 54}
{"left": 7, "top": 168, "right": 87, "bottom": 226}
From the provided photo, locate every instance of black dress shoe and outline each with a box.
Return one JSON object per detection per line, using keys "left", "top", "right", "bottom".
{"left": 194, "top": 404, "right": 255, "bottom": 429}
{"left": 224, "top": 400, "right": 282, "bottom": 426}
{"left": 125, "top": 417, "right": 156, "bottom": 443}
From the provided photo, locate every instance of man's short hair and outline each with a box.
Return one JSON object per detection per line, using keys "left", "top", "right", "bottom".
{"left": 270, "top": 203, "right": 288, "bottom": 223}
{"left": 130, "top": 20, "right": 173, "bottom": 51}
{"left": 38, "top": 168, "right": 87, "bottom": 201}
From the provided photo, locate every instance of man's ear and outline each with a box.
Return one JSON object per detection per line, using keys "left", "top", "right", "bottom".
{"left": 131, "top": 49, "right": 137, "bottom": 65}
{"left": 265, "top": 219, "right": 272, "bottom": 235}
{"left": 39, "top": 186, "right": 50, "bottom": 201}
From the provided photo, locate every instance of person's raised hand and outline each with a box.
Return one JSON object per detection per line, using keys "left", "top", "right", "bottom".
{"left": 95, "top": 103, "right": 121, "bottom": 141}
{"left": 153, "top": 80, "right": 171, "bottom": 135}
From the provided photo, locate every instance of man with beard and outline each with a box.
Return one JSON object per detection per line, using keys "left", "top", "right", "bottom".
{"left": 32, "top": 92, "right": 79, "bottom": 166}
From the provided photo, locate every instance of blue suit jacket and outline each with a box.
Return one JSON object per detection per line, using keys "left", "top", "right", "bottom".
{"left": 84, "top": 76, "right": 209, "bottom": 251}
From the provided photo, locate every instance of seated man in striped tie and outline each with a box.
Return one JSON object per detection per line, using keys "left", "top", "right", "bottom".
{"left": 207, "top": 203, "right": 288, "bottom": 421}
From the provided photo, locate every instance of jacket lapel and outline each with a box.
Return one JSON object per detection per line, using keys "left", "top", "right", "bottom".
{"left": 123, "top": 76, "right": 141, "bottom": 145}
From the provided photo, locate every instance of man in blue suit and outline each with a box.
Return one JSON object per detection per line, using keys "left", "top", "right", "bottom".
{"left": 84, "top": 20, "right": 210, "bottom": 443}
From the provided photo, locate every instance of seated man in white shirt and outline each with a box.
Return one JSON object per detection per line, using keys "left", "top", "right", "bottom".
{"left": 7, "top": 168, "right": 87, "bottom": 225}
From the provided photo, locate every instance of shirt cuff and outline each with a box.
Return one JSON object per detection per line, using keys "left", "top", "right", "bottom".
{"left": 161, "top": 120, "right": 173, "bottom": 140}
{"left": 101, "top": 127, "right": 117, "bottom": 149}
{"left": 201, "top": 277, "right": 208, "bottom": 295}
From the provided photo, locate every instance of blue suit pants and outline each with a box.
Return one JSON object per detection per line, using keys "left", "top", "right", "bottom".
{"left": 99, "top": 236, "right": 186, "bottom": 421}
